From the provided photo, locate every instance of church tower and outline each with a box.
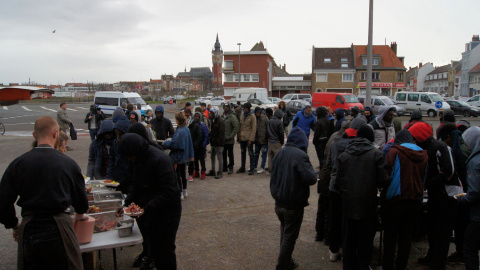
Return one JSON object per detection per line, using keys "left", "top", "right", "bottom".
{"left": 212, "top": 34, "right": 223, "bottom": 90}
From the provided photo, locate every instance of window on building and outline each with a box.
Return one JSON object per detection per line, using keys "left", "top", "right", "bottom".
{"left": 363, "top": 58, "right": 368, "bottom": 66}
{"left": 251, "top": 74, "right": 259, "bottom": 82}
{"left": 234, "top": 74, "right": 240, "bottom": 82}
{"left": 342, "top": 73, "right": 353, "bottom": 82}
{"left": 341, "top": 58, "right": 348, "bottom": 62}
{"left": 397, "top": 72, "right": 404, "bottom": 81}
{"left": 361, "top": 72, "right": 367, "bottom": 81}
{"left": 243, "top": 74, "right": 250, "bottom": 82}
{"left": 372, "top": 58, "right": 379, "bottom": 65}
{"left": 341, "top": 63, "right": 348, "bottom": 68}
{"left": 224, "top": 61, "right": 233, "bottom": 69}
{"left": 324, "top": 58, "right": 331, "bottom": 63}
{"left": 434, "top": 74, "right": 438, "bottom": 79}
{"left": 316, "top": 73, "right": 328, "bottom": 82}
{"left": 373, "top": 72, "right": 380, "bottom": 80}
{"left": 225, "top": 74, "right": 234, "bottom": 82}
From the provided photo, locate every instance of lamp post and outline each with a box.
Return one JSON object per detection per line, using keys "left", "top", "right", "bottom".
{"left": 237, "top": 43, "right": 241, "bottom": 89}
{"left": 365, "top": 0, "right": 374, "bottom": 107}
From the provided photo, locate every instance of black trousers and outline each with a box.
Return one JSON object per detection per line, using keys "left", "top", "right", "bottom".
{"left": 425, "top": 196, "right": 457, "bottom": 270}
{"left": 136, "top": 216, "right": 151, "bottom": 256}
{"left": 463, "top": 220, "right": 480, "bottom": 270}
{"left": 315, "top": 193, "right": 329, "bottom": 241}
{"left": 342, "top": 217, "right": 377, "bottom": 270}
{"left": 23, "top": 216, "right": 68, "bottom": 270}
{"left": 222, "top": 144, "right": 234, "bottom": 170}
{"left": 147, "top": 202, "right": 182, "bottom": 270}
{"left": 382, "top": 200, "right": 421, "bottom": 270}
{"left": 328, "top": 191, "right": 343, "bottom": 253}
{"left": 176, "top": 163, "right": 187, "bottom": 190}
{"left": 275, "top": 206, "right": 304, "bottom": 270}
{"left": 188, "top": 148, "right": 206, "bottom": 175}
{"left": 314, "top": 142, "right": 326, "bottom": 169}
{"left": 454, "top": 203, "right": 469, "bottom": 255}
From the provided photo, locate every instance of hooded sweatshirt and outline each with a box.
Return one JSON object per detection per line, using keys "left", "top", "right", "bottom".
{"left": 270, "top": 127, "right": 317, "bottom": 210}
{"left": 254, "top": 107, "right": 269, "bottom": 144}
{"left": 188, "top": 112, "right": 203, "bottom": 149}
{"left": 150, "top": 105, "right": 175, "bottom": 140}
{"left": 459, "top": 127, "right": 480, "bottom": 221}
{"left": 313, "top": 107, "right": 333, "bottom": 146}
{"left": 87, "top": 120, "right": 116, "bottom": 179}
{"left": 334, "top": 108, "right": 346, "bottom": 132}
{"left": 364, "top": 107, "right": 376, "bottom": 123}
{"left": 267, "top": 109, "right": 285, "bottom": 144}
{"left": 112, "top": 108, "right": 128, "bottom": 122}
{"left": 128, "top": 123, "right": 162, "bottom": 150}
{"left": 369, "top": 105, "right": 396, "bottom": 149}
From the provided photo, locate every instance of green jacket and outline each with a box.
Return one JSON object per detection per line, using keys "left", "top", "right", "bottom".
{"left": 223, "top": 111, "right": 239, "bottom": 144}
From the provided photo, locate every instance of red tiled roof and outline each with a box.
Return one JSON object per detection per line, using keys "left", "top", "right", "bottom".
{"left": 470, "top": 63, "right": 480, "bottom": 73}
{"left": 150, "top": 79, "right": 163, "bottom": 83}
{"left": 354, "top": 45, "right": 405, "bottom": 68}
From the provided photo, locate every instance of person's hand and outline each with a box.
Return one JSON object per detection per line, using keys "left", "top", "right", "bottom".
{"left": 12, "top": 222, "right": 20, "bottom": 242}
{"left": 136, "top": 208, "right": 145, "bottom": 218}
{"left": 89, "top": 116, "right": 93, "bottom": 119}
{"left": 146, "top": 124, "right": 152, "bottom": 128}
{"left": 75, "top": 213, "right": 88, "bottom": 220}
{"left": 115, "top": 207, "right": 124, "bottom": 217}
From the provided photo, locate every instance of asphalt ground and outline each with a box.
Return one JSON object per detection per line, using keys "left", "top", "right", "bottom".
{"left": 0, "top": 102, "right": 470, "bottom": 270}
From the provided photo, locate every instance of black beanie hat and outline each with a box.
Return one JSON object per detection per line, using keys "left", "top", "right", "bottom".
{"left": 357, "top": 125, "right": 375, "bottom": 142}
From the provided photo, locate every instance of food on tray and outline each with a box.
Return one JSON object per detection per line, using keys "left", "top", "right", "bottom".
{"left": 456, "top": 193, "right": 467, "bottom": 197}
{"left": 102, "top": 180, "right": 119, "bottom": 186}
{"left": 88, "top": 205, "right": 101, "bottom": 213}
{"left": 124, "top": 203, "right": 143, "bottom": 216}
{"left": 93, "top": 216, "right": 117, "bottom": 232}
{"left": 86, "top": 185, "right": 93, "bottom": 193}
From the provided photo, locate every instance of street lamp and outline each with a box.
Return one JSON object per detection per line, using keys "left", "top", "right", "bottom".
{"left": 237, "top": 43, "right": 241, "bottom": 89}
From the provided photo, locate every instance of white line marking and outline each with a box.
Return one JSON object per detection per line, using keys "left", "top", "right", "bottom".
{"left": 77, "top": 107, "right": 88, "bottom": 110}
{"left": 3, "top": 122, "right": 35, "bottom": 126}
{"left": 21, "top": 106, "right": 32, "bottom": 111}
{"left": 40, "top": 106, "right": 57, "bottom": 112}
{"left": 2, "top": 106, "right": 8, "bottom": 110}
{"left": 66, "top": 108, "right": 78, "bottom": 111}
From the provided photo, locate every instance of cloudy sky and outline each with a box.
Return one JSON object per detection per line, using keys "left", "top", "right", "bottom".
{"left": 1, "top": 0, "right": 479, "bottom": 85}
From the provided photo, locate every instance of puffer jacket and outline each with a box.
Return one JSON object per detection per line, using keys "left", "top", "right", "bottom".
{"left": 87, "top": 120, "right": 116, "bottom": 179}
{"left": 255, "top": 113, "right": 269, "bottom": 144}
{"left": 188, "top": 113, "right": 203, "bottom": 149}
{"left": 210, "top": 116, "right": 225, "bottom": 147}
{"left": 238, "top": 111, "right": 257, "bottom": 142}
{"left": 267, "top": 109, "right": 285, "bottom": 144}
{"left": 292, "top": 108, "right": 316, "bottom": 138}
{"left": 163, "top": 126, "right": 195, "bottom": 164}
{"left": 335, "top": 137, "right": 388, "bottom": 220}
{"left": 223, "top": 110, "right": 239, "bottom": 144}
{"left": 119, "top": 133, "right": 181, "bottom": 210}
{"left": 200, "top": 122, "right": 209, "bottom": 148}
{"left": 270, "top": 127, "right": 317, "bottom": 210}
{"left": 459, "top": 127, "right": 480, "bottom": 222}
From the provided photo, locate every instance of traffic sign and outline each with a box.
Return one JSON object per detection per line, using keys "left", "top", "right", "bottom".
{"left": 435, "top": 101, "right": 443, "bottom": 109}
{"left": 169, "top": 99, "right": 173, "bottom": 105}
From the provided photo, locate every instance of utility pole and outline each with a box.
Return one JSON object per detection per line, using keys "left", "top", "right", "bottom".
{"left": 365, "top": 0, "right": 374, "bottom": 107}
{"left": 237, "top": 43, "right": 241, "bottom": 89}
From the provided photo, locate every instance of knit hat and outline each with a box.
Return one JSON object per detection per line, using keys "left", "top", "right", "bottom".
{"left": 409, "top": 122, "right": 433, "bottom": 143}
{"left": 357, "top": 125, "right": 375, "bottom": 142}
{"left": 351, "top": 106, "right": 360, "bottom": 114}
{"left": 129, "top": 111, "right": 139, "bottom": 122}
{"left": 254, "top": 107, "right": 262, "bottom": 114}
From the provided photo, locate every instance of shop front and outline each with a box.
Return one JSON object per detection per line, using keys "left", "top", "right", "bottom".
{"left": 357, "top": 82, "right": 406, "bottom": 96}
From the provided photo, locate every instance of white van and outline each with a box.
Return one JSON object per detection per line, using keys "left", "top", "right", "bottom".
{"left": 230, "top": 88, "right": 268, "bottom": 105}
{"left": 281, "top": 93, "right": 312, "bottom": 103}
{"left": 393, "top": 91, "right": 450, "bottom": 117}
{"left": 94, "top": 92, "right": 152, "bottom": 116}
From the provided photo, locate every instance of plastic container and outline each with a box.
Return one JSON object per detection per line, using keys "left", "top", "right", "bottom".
{"left": 74, "top": 216, "right": 95, "bottom": 244}
{"left": 116, "top": 219, "right": 134, "bottom": 238}
{"left": 89, "top": 210, "right": 121, "bottom": 233}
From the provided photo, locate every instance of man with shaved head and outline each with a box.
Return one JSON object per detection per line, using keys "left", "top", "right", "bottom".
{"left": 0, "top": 116, "right": 88, "bottom": 269}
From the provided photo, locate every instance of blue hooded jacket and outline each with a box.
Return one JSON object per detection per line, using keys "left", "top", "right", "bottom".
{"left": 87, "top": 120, "right": 116, "bottom": 179}
{"left": 292, "top": 108, "right": 316, "bottom": 138}
{"left": 113, "top": 119, "right": 130, "bottom": 135}
{"left": 334, "top": 108, "right": 346, "bottom": 132}
{"left": 163, "top": 126, "right": 195, "bottom": 164}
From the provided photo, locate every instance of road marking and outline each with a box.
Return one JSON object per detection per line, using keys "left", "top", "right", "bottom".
{"left": 66, "top": 108, "right": 78, "bottom": 111}
{"left": 40, "top": 106, "right": 57, "bottom": 112}
{"left": 2, "top": 106, "right": 8, "bottom": 110}
{"left": 3, "top": 122, "right": 35, "bottom": 125}
{"left": 77, "top": 107, "right": 89, "bottom": 110}
{"left": 5, "top": 115, "right": 36, "bottom": 119}
{"left": 21, "top": 106, "right": 32, "bottom": 111}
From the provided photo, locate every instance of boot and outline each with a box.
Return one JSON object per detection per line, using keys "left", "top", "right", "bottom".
{"left": 201, "top": 170, "right": 206, "bottom": 180}
{"left": 215, "top": 172, "right": 223, "bottom": 179}
{"left": 206, "top": 170, "right": 216, "bottom": 176}
{"left": 192, "top": 170, "right": 199, "bottom": 178}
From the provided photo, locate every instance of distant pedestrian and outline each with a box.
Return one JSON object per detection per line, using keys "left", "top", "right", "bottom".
{"left": 188, "top": 112, "right": 208, "bottom": 180}
{"left": 292, "top": 105, "right": 315, "bottom": 140}
{"left": 234, "top": 101, "right": 243, "bottom": 122}
{"left": 222, "top": 104, "right": 239, "bottom": 175}
{"left": 237, "top": 102, "right": 256, "bottom": 174}
{"left": 403, "top": 110, "right": 423, "bottom": 130}
{"left": 253, "top": 107, "right": 269, "bottom": 175}
{"left": 57, "top": 102, "right": 73, "bottom": 151}
{"left": 364, "top": 107, "right": 375, "bottom": 123}
{"left": 270, "top": 127, "right": 317, "bottom": 270}
{"left": 265, "top": 108, "right": 273, "bottom": 120}
{"left": 207, "top": 106, "right": 225, "bottom": 179}
{"left": 350, "top": 106, "right": 360, "bottom": 119}
{"left": 56, "top": 130, "right": 69, "bottom": 154}
{"left": 84, "top": 104, "right": 106, "bottom": 141}
{"left": 125, "top": 103, "right": 134, "bottom": 116}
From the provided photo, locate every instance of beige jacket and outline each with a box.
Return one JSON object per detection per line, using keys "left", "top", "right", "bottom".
{"left": 57, "top": 108, "right": 70, "bottom": 130}
{"left": 238, "top": 112, "right": 257, "bottom": 142}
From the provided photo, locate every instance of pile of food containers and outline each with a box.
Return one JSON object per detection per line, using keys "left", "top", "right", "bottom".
{"left": 86, "top": 180, "right": 124, "bottom": 233}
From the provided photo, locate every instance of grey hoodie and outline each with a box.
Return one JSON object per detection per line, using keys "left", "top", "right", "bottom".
{"left": 267, "top": 110, "right": 285, "bottom": 144}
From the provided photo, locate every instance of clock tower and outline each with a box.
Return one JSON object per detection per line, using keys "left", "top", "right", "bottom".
{"left": 212, "top": 34, "right": 223, "bottom": 90}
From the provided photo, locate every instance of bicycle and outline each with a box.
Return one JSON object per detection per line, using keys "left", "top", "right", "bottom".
{"left": 0, "top": 121, "right": 5, "bottom": 135}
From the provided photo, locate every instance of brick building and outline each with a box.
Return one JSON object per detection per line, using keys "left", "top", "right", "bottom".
{"left": 311, "top": 47, "right": 355, "bottom": 94}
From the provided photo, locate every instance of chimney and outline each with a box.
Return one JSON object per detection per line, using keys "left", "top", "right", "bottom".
{"left": 473, "top": 35, "right": 480, "bottom": 42}
{"left": 419, "top": 62, "right": 423, "bottom": 68}
{"left": 390, "top": 42, "right": 397, "bottom": 55}
{"left": 283, "top": 64, "right": 287, "bottom": 71}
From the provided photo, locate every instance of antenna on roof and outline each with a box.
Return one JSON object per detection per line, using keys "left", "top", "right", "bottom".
{"left": 385, "top": 38, "right": 386, "bottom": 45}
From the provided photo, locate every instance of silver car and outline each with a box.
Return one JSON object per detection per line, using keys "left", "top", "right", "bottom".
{"left": 357, "top": 95, "right": 406, "bottom": 116}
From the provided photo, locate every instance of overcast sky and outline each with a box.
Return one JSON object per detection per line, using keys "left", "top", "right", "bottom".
{"left": 1, "top": 0, "right": 479, "bottom": 85}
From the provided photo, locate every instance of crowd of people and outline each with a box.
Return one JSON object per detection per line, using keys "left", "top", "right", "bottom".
{"left": 3, "top": 99, "right": 480, "bottom": 270}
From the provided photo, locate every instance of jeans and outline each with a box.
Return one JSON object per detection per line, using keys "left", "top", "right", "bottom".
{"left": 425, "top": 197, "right": 457, "bottom": 269}
{"left": 342, "top": 218, "right": 377, "bottom": 270}
{"left": 89, "top": 129, "right": 98, "bottom": 141}
{"left": 267, "top": 142, "right": 282, "bottom": 172}
{"left": 382, "top": 200, "right": 421, "bottom": 270}
{"left": 222, "top": 144, "right": 234, "bottom": 170}
{"left": 275, "top": 206, "right": 304, "bottom": 270}
{"left": 464, "top": 220, "right": 480, "bottom": 270}
{"left": 147, "top": 202, "right": 182, "bottom": 269}
{"left": 176, "top": 163, "right": 187, "bottom": 190}
{"left": 210, "top": 146, "right": 224, "bottom": 173}
{"left": 315, "top": 193, "right": 329, "bottom": 241}
{"left": 240, "top": 141, "right": 254, "bottom": 171}
{"left": 254, "top": 143, "right": 268, "bottom": 169}
{"left": 23, "top": 216, "right": 68, "bottom": 270}
{"left": 328, "top": 191, "right": 343, "bottom": 253}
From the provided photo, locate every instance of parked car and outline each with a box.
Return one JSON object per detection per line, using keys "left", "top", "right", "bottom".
{"left": 206, "top": 97, "right": 227, "bottom": 107}
{"left": 393, "top": 91, "right": 450, "bottom": 117}
{"left": 247, "top": 98, "right": 276, "bottom": 109}
{"left": 286, "top": 100, "right": 315, "bottom": 115}
{"left": 195, "top": 97, "right": 209, "bottom": 105}
{"left": 357, "top": 95, "right": 406, "bottom": 116}
{"left": 445, "top": 100, "right": 479, "bottom": 117}
{"left": 163, "top": 96, "right": 177, "bottom": 104}
{"left": 267, "top": 97, "right": 281, "bottom": 104}
{"left": 281, "top": 93, "right": 312, "bottom": 103}
{"left": 467, "top": 95, "right": 480, "bottom": 107}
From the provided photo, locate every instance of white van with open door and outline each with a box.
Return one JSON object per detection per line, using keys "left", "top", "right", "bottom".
{"left": 394, "top": 91, "right": 450, "bottom": 117}
{"left": 94, "top": 92, "right": 152, "bottom": 116}
{"left": 229, "top": 88, "right": 268, "bottom": 105}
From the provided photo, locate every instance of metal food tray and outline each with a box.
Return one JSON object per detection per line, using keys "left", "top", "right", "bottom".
{"left": 87, "top": 180, "right": 116, "bottom": 193}
{"left": 88, "top": 201, "right": 123, "bottom": 213}
{"left": 93, "top": 191, "right": 124, "bottom": 203}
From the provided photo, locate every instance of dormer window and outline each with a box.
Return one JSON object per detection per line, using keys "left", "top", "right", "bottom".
{"left": 324, "top": 58, "right": 331, "bottom": 63}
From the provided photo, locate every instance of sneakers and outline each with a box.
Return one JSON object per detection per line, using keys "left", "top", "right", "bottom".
{"left": 236, "top": 168, "right": 246, "bottom": 173}
{"left": 201, "top": 171, "right": 206, "bottom": 180}
{"left": 180, "top": 192, "right": 184, "bottom": 200}
{"left": 183, "top": 189, "right": 188, "bottom": 198}
{"left": 188, "top": 175, "right": 193, "bottom": 182}
{"left": 288, "top": 258, "right": 299, "bottom": 269}
{"left": 248, "top": 170, "right": 255, "bottom": 175}
{"left": 257, "top": 168, "right": 264, "bottom": 174}
{"left": 329, "top": 250, "right": 341, "bottom": 262}
{"left": 447, "top": 252, "right": 464, "bottom": 264}
{"left": 206, "top": 170, "right": 216, "bottom": 176}
{"left": 66, "top": 146, "right": 73, "bottom": 151}
{"left": 192, "top": 170, "right": 200, "bottom": 178}
{"left": 228, "top": 168, "right": 233, "bottom": 174}
{"left": 215, "top": 172, "right": 223, "bottom": 179}
{"left": 139, "top": 257, "right": 155, "bottom": 270}
{"left": 132, "top": 251, "right": 147, "bottom": 267}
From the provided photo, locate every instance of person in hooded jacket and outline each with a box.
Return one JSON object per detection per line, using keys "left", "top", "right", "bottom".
{"left": 403, "top": 110, "right": 423, "bottom": 130}
{"left": 267, "top": 109, "right": 284, "bottom": 175}
{"left": 335, "top": 125, "right": 388, "bottom": 269}
{"left": 237, "top": 102, "right": 257, "bottom": 174}
{"left": 111, "top": 119, "right": 132, "bottom": 194}
{"left": 188, "top": 112, "right": 206, "bottom": 180}
{"left": 382, "top": 130, "right": 428, "bottom": 270}
{"left": 292, "top": 105, "right": 316, "bottom": 140}
{"left": 112, "top": 108, "right": 128, "bottom": 123}
{"left": 151, "top": 105, "right": 175, "bottom": 141}
{"left": 409, "top": 122, "right": 459, "bottom": 269}
{"left": 84, "top": 105, "right": 106, "bottom": 141}
{"left": 254, "top": 107, "right": 269, "bottom": 174}
{"left": 222, "top": 104, "right": 239, "bottom": 175}
{"left": 278, "top": 101, "right": 293, "bottom": 136}
{"left": 370, "top": 105, "right": 396, "bottom": 150}
{"left": 333, "top": 108, "right": 346, "bottom": 133}
{"left": 270, "top": 127, "right": 317, "bottom": 270}
{"left": 457, "top": 127, "right": 480, "bottom": 269}
{"left": 163, "top": 112, "right": 194, "bottom": 200}
{"left": 207, "top": 106, "right": 225, "bottom": 179}
{"left": 86, "top": 120, "right": 117, "bottom": 180}
{"left": 117, "top": 133, "right": 181, "bottom": 270}
{"left": 350, "top": 106, "right": 360, "bottom": 119}
{"left": 363, "top": 107, "right": 375, "bottom": 123}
